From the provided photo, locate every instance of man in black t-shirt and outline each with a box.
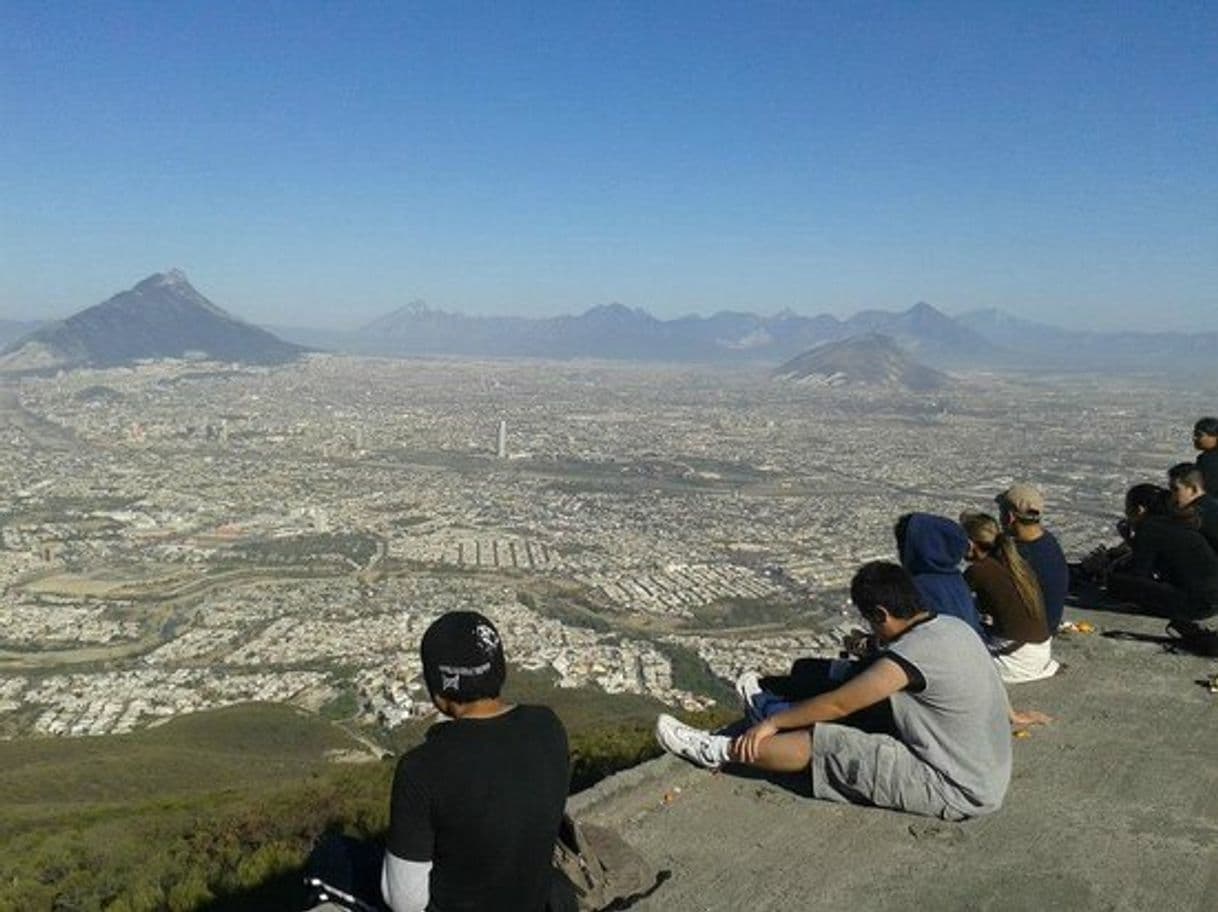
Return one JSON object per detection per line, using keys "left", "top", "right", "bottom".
{"left": 1168, "top": 462, "right": 1218, "bottom": 554}
{"left": 1193, "top": 417, "right": 1218, "bottom": 498}
{"left": 382, "top": 611, "right": 570, "bottom": 912}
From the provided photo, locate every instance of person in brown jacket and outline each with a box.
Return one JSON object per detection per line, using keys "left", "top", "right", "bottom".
{"left": 960, "top": 511, "right": 1058, "bottom": 683}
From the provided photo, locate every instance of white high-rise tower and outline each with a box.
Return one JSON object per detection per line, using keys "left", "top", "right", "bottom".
{"left": 497, "top": 420, "right": 507, "bottom": 459}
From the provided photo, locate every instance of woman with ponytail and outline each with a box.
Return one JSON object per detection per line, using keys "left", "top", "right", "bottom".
{"left": 960, "top": 511, "right": 1059, "bottom": 683}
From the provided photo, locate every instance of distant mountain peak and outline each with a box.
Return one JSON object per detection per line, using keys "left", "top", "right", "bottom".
{"left": 135, "top": 269, "right": 190, "bottom": 292}
{"left": 774, "top": 333, "right": 950, "bottom": 391}
{"left": 0, "top": 272, "right": 305, "bottom": 372}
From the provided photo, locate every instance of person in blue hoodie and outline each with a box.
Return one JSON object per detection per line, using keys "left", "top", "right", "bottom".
{"left": 895, "top": 513, "right": 984, "bottom": 639}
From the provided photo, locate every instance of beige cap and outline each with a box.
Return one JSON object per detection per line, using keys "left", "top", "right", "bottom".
{"left": 997, "top": 483, "right": 1045, "bottom": 520}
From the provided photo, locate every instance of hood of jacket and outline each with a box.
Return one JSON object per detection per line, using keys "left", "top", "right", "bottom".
{"left": 898, "top": 512, "right": 969, "bottom": 575}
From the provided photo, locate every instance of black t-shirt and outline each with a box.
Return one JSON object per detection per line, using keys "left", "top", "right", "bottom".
{"left": 1198, "top": 451, "right": 1218, "bottom": 500}
{"left": 1196, "top": 495, "right": 1218, "bottom": 554}
{"left": 1130, "top": 514, "right": 1218, "bottom": 599}
{"left": 1015, "top": 532, "right": 1069, "bottom": 633}
{"left": 388, "top": 705, "right": 570, "bottom": 912}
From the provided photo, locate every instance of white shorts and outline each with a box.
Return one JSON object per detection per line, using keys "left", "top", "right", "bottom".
{"left": 991, "top": 638, "right": 1058, "bottom": 684}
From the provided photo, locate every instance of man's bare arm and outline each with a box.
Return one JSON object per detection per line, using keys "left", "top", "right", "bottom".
{"left": 767, "top": 658, "right": 910, "bottom": 731}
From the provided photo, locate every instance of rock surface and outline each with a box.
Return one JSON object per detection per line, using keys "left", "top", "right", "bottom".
{"left": 572, "top": 604, "right": 1218, "bottom": 911}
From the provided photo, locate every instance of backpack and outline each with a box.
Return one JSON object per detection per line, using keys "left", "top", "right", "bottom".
{"left": 550, "top": 813, "right": 666, "bottom": 911}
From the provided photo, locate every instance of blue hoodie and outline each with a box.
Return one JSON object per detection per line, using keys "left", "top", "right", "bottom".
{"left": 897, "top": 513, "right": 984, "bottom": 639}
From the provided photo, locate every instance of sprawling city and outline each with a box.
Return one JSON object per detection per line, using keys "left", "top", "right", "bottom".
{"left": 0, "top": 356, "right": 1201, "bottom": 744}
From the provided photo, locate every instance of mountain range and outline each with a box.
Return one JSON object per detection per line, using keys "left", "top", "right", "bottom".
{"left": 0, "top": 271, "right": 305, "bottom": 372}
{"left": 4, "top": 273, "right": 1213, "bottom": 373}
{"left": 311, "top": 298, "right": 998, "bottom": 366}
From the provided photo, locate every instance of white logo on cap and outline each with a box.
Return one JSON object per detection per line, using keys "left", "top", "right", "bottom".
{"left": 474, "top": 623, "right": 500, "bottom": 655}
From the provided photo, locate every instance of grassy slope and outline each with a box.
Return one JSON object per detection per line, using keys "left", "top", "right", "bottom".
{"left": 0, "top": 674, "right": 729, "bottom": 911}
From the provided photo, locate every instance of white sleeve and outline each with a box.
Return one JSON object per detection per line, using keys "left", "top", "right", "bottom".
{"left": 381, "top": 850, "right": 431, "bottom": 912}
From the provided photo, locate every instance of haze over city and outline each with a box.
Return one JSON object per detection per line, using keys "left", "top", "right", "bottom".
{"left": 3, "top": 1, "right": 1216, "bottom": 330}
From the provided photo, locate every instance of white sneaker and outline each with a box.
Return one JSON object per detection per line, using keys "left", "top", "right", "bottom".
{"left": 655, "top": 714, "right": 729, "bottom": 769}
{"left": 735, "top": 670, "right": 766, "bottom": 724}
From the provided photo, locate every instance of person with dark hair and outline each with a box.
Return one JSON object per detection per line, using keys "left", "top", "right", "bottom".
{"left": 654, "top": 561, "right": 1014, "bottom": 820}
{"left": 1106, "top": 484, "right": 1218, "bottom": 631}
{"left": 1168, "top": 462, "right": 1218, "bottom": 553}
{"left": 1193, "top": 417, "right": 1218, "bottom": 494}
{"left": 995, "top": 484, "right": 1069, "bottom": 633}
{"left": 894, "top": 512, "right": 984, "bottom": 638}
{"left": 381, "top": 611, "right": 570, "bottom": 912}
{"left": 959, "top": 511, "right": 1057, "bottom": 682}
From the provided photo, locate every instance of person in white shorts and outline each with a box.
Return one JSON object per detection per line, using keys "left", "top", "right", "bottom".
{"left": 656, "top": 561, "right": 1013, "bottom": 820}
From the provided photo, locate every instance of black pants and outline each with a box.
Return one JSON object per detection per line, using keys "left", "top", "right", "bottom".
{"left": 1106, "top": 574, "right": 1218, "bottom": 623}
{"left": 760, "top": 656, "right": 898, "bottom": 737}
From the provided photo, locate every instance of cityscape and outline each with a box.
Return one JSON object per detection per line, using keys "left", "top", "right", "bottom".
{"left": 0, "top": 354, "right": 1206, "bottom": 745}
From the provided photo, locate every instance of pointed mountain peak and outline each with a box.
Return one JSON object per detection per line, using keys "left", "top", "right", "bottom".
{"left": 135, "top": 269, "right": 192, "bottom": 292}
{"left": 0, "top": 271, "right": 305, "bottom": 371}
{"left": 907, "top": 300, "right": 944, "bottom": 318}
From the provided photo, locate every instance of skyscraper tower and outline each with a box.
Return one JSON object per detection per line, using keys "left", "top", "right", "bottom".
{"left": 497, "top": 420, "right": 507, "bottom": 459}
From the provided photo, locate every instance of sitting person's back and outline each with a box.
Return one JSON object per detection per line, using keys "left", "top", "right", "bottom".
{"left": 384, "top": 612, "right": 569, "bottom": 912}
{"left": 895, "top": 512, "right": 983, "bottom": 638}
{"left": 995, "top": 484, "right": 1069, "bottom": 633}
{"left": 960, "top": 510, "right": 1057, "bottom": 683}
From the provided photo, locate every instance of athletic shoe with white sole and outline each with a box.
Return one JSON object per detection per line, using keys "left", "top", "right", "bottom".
{"left": 654, "top": 713, "right": 730, "bottom": 769}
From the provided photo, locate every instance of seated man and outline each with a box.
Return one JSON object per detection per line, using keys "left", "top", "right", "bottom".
{"left": 656, "top": 561, "right": 1012, "bottom": 820}
{"left": 1168, "top": 462, "right": 1218, "bottom": 553}
{"left": 1106, "top": 484, "right": 1218, "bottom": 631}
{"left": 1193, "top": 417, "right": 1218, "bottom": 495}
{"left": 382, "top": 611, "right": 570, "bottom": 912}
{"left": 996, "top": 484, "right": 1069, "bottom": 634}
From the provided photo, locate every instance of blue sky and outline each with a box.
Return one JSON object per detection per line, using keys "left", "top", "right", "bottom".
{"left": 2, "top": 1, "right": 1215, "bottom": 330}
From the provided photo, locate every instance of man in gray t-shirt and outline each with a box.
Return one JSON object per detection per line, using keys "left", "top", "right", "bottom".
{"left": 656, "top": 561, "right": 1013, "bottom": 820}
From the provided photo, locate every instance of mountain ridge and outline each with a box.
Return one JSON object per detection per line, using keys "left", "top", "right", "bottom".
{"left": 339, "top": 299, "right": 991, "bottom": 365}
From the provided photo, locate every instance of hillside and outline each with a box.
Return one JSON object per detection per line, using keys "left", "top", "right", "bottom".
{"left": 772, "top": 333, "right": 951, "bottom": 391}
{"left": 0, "top": 271, "right": 306, "bottom": 371}
{"left": 0, "top": 671, "right": 721, "bottom": 911}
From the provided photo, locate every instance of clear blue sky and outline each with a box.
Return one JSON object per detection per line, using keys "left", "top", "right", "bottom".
{"left": 2, "top": 1, "right": 1215, "bottom": 330}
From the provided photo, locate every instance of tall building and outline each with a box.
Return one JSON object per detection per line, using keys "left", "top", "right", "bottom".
{"left": 497, "top": 420, "right": 507, "bottom": 459}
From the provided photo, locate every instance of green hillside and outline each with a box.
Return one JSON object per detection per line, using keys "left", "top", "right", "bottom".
{"left": 0, "top": 674, "right": 728, "bottom": 911}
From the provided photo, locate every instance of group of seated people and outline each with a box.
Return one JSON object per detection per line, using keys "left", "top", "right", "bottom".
{"left": 656, "top": 480, "right": 1068, "bottom": 826}
{"left": 338, "top": 418, "right": 1218, "bottom": 911}
{"left": 1081, "top": 416, "right": 1218, "bottom": 636}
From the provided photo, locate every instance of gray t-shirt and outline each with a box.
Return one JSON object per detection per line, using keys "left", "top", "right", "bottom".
{"left": 885, "top": 614, "right": 1013, "bottom": 815}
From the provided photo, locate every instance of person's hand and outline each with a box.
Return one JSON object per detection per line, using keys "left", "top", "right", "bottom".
{"left": 731, "top": 719, "right": 779, "bottom": 764}
{"left": 842, "top": 629, "right": 876, "bottom": 657}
